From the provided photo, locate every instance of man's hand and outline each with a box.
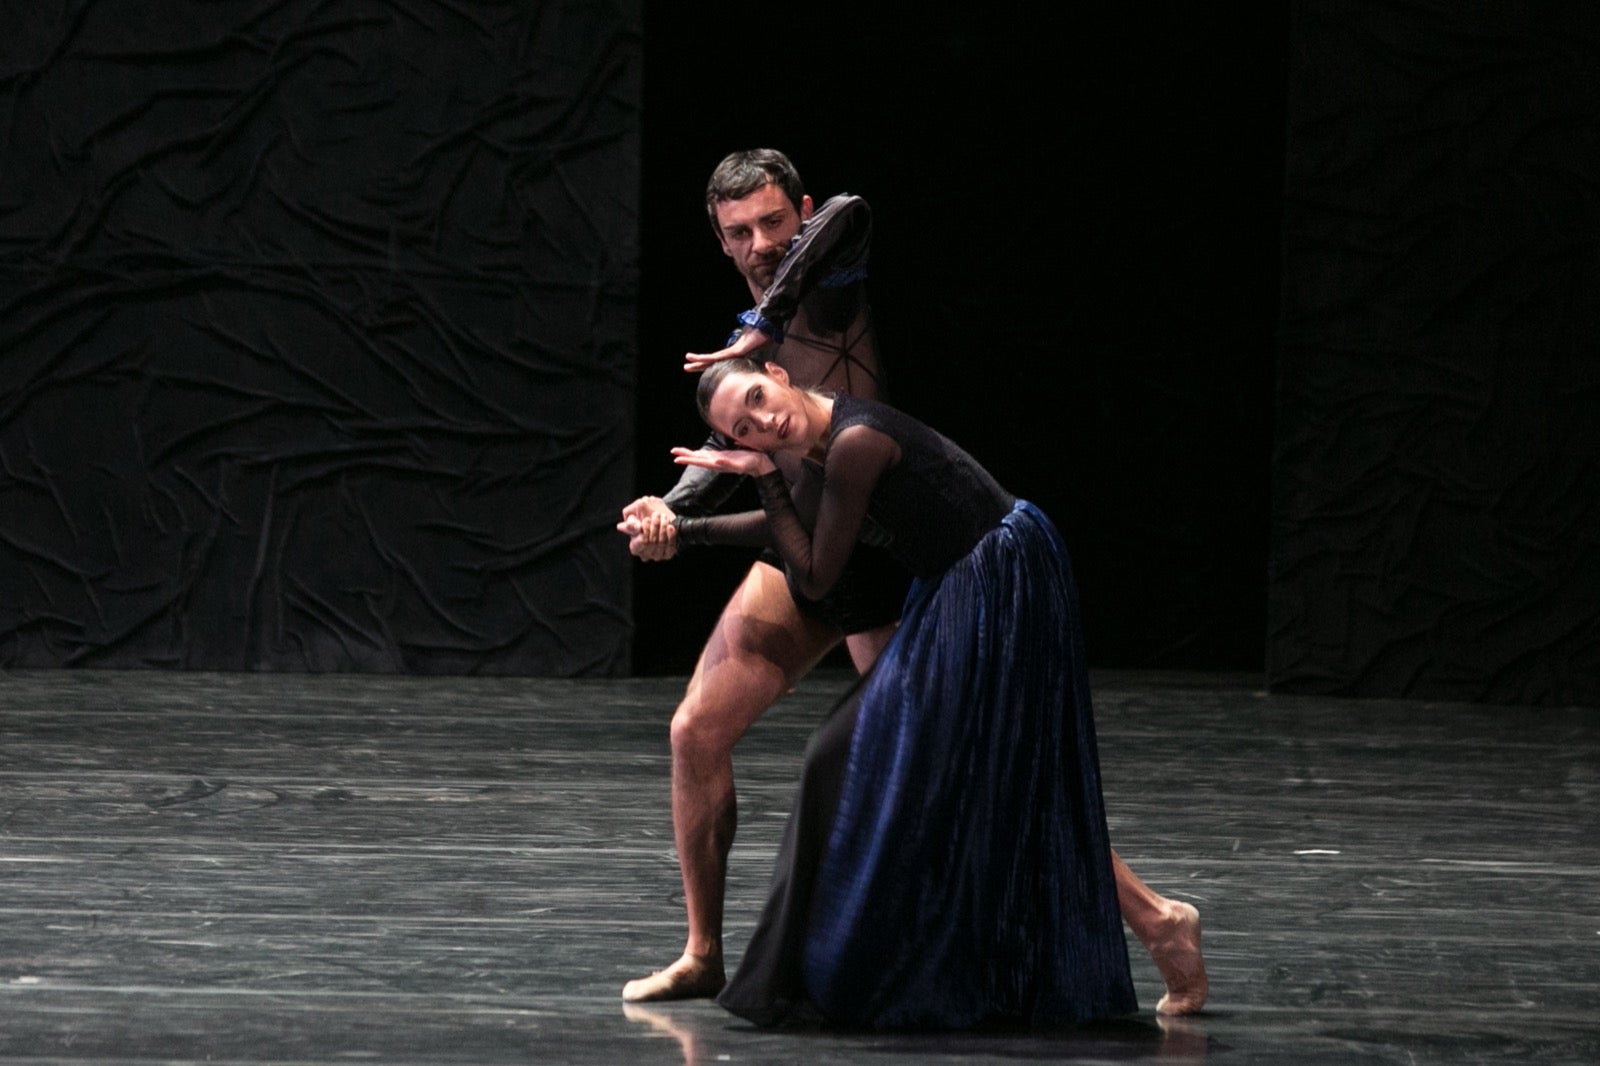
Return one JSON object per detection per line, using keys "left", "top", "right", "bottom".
{"left": 617, "top": 496, "right": 678, "bottom": 561}
{"left": 684, "top": 326, "right": 771, "bottom": 372}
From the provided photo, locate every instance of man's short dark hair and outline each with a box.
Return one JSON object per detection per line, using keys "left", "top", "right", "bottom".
{"left": 705, "top": 149, "right": 806, "bottom": 231}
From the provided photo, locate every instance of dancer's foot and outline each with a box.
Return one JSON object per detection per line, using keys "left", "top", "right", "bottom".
{"left": 621, "top": 952, "right": 726, "bottom": 1003}
{"left": 1150, "top": 901, "right": 1208, "bottom": 1015}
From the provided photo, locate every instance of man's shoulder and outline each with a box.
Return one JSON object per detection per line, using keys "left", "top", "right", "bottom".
{"left": 813, "top": 192, "right": 869, "bottom": 214}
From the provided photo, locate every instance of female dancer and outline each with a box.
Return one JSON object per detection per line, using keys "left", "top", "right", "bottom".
{"left": 656, "top": 357, "right": 1158, "bottom": 1029}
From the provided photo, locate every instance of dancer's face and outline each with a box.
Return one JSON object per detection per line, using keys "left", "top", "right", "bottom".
{"left": 705, "top": 365, "right": 815, "bottom": 453}
{"left": 714, "top": 182, "right": 813, "bottom": 291}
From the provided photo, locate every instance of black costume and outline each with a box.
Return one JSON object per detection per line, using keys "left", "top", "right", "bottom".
{"left": 663, "top": 194, "right": 910, "bottom": 634}
{"left": 681, "top": 395, "right": 1138, "bottom": 1030}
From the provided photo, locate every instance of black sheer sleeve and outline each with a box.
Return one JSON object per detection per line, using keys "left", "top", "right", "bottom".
{"left": 674, "top": 509, "right": 770, "bottom": 548}
{"left": 754, "top": 424, "right": 899, "bottom": 601}
{"left": 745, "top": 195, "right": 871, "bottom": 339}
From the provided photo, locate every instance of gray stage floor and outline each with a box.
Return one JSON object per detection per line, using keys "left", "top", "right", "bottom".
{"left": 0, "top": 667, "right": 1596, "bottom": 1065}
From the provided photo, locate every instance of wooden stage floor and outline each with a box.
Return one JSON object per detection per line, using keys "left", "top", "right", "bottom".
{"left": 0, "top": 668, "right": 1596, "bottom": 1064}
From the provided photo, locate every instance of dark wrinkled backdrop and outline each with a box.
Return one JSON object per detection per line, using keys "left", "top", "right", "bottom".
{"left": 5, "top": 2, "right": 1591, "bottom": 705}
{"left": 1, "top": 1, "right": 640, "bottom": 674}
{"left": 1271, "top": 2, "right": 1600, "bottom": 706}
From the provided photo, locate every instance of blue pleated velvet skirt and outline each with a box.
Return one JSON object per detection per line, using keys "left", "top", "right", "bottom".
{"left": 718, "top": 501, "right": 1138, "bottom": 1030}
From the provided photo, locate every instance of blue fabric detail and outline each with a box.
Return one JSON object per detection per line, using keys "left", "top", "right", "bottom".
{"left": 737, "top": 309, "right": 783, "bottom": 343}
{"left": 800, "top": 500, "right": 1137, "bottom": 1029}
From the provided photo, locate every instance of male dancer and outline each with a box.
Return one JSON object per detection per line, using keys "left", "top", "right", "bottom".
{"left": 621, "top": 149, "right": 1207, "bottom": 1014}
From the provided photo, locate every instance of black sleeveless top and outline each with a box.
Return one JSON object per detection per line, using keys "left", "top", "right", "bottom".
{"left": 679, "top": 396, "right": 1015, "bottom": 600}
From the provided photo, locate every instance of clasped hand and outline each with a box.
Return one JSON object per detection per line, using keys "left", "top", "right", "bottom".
{"left": 616, "top": 496, "right": 677, "bottom": 560}
{"left": 615, "top": 443, "right": 774, "bottom": 559}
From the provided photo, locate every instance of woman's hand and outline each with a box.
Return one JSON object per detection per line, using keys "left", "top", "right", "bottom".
{"left": 683, "top": 326, "right": 770, "bottom": 372}
{"left": 616, "top": 496, "right": 678, "bottom": 561}
{"left": 671, "top": 446, "right": 775, "bottom": 478}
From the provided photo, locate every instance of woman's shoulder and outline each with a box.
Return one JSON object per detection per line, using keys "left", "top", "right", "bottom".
{"left": 826, "top": 396, "right": 903, "bottom": 467}
{"left": 832, "top": 393, "right": 905, "bottom": 433}
{"left": 834, "top": 395, "right": 948, "bottom": 452}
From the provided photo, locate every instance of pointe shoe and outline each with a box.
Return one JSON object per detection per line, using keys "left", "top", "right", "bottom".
{"left": 621, "top": 953, "right": 726, "bottom": 1002}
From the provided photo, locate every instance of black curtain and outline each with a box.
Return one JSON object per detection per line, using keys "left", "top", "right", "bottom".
{"left": 1271, "top": 1, "right": 1600, "bottom": 705}
{"left": 634, "top": 4, "right": 1288, "bottom": 675}
{"left": 22, "top": 2, "right": 1581, "bottom": 704}
{"left": 0, "top": 1, "right": 641, "bottom": 675}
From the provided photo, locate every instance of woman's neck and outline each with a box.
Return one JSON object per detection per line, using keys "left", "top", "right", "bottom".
{"left": 804, "top": 393, "right": 834, "bottom": 463}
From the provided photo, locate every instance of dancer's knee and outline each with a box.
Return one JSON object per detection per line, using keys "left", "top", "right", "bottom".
{"left": 670, "top": 680, "right": 770, "bottom": 761}
{"left": 670, "top": 701, "right": 725, "bottom": 761}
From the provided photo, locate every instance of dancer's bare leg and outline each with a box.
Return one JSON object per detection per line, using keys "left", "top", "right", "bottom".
{"left": 1112, "top": 851, "right": 1208, "bottom": 1014}
{"left": 623, "top": 562, "right": 840, "bottom": 1002}
{"left": 843, "top": 621, "right": 897, "bottom": 673}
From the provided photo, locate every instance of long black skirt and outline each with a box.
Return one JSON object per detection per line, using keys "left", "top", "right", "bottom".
{"left": 718, "top": 501, "right": 1138, "bottom": 1030}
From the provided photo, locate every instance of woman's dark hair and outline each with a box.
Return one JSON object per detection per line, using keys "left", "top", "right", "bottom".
{"left": 705, "top": 149, "right": 806, "bottom": 232}
{"left": 695, "top": 357, "right": 767, "bottom": 429}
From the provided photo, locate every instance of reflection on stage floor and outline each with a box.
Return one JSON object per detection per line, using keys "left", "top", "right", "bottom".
{"left": 1, "top": 668, "right": 1595, "bottom": 1064}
